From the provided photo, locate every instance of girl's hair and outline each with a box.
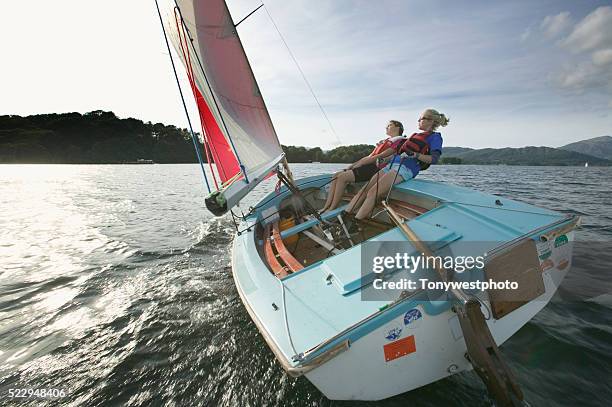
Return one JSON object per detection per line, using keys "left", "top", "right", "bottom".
{"left": 389, "top": 120, "right": 404, "bottom": 135}
{"left": 423, "top": 108, "right": 450, "bottom": 130}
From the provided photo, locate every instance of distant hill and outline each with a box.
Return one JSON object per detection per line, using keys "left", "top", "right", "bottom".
{"left": 447, "top": 146, "right": 612, "bottom": 166}
{"left": 560, "top": 136, "right": 612, "bottom": 161}
{"left": 442, "top": 147, "right": 474, "bottom": 157}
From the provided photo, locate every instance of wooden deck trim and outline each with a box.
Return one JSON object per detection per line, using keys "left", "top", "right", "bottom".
{"left": 389, "top": 200, "right": 426, "bottom": 215}
{"left": 342, "top": 193, "right": 427, "bottom": 215}
{"left": 264, "top": 224, "right": 289, "bottom": 278}
{"left": 272, "top": 222, "right": 304, "bottom": 273}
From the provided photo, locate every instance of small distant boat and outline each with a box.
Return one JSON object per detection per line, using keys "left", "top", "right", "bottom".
{"left": 158, "top": 0, "right": 580, "bottom": 403}
{"left": 585, "top": 162, "right": 589, "bottom": 167}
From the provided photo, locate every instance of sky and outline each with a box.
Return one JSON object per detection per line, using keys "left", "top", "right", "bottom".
{"left": 1, "top": 0, "right": 611, "bottom": 149}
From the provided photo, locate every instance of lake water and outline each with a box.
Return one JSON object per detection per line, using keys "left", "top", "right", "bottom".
{"left": 1, "top": 163, "right": 611, "bottom": 406}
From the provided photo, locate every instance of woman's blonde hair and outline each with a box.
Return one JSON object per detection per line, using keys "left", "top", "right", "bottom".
{"left": 423, "top": 108, "right": 450, "bottom": 130}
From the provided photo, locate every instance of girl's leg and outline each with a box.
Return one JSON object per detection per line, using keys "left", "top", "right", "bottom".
{"left": 346, "top": 171, "right": 382, "bottom": 214}
{"left": 354, "top": 170, "right": 405, "bottom": 220}
{"left": 326, "top": 170, "right": 355, "bottom": 212}
{"left": 321, "top": 174, "right": 339, "bottom": 212}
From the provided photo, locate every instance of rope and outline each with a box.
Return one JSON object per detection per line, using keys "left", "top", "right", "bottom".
{"left": 154, "top": 0, "right": 211, "bottom": 193}
{"left": 262, "top": 4, "right": 342, "bottom": 147}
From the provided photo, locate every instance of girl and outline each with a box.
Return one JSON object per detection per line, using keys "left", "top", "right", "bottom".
{"left": 321, "top": 120, "right": 405, "bottom": 212}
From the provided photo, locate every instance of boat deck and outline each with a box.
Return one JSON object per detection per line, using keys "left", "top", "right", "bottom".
{"left": 232, "top": 175, "right": 569, "bottom": 368}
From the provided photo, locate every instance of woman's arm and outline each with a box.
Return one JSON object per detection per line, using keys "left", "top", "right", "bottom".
{"left": 414, "top": 150, "right": 441, "bottom": 164}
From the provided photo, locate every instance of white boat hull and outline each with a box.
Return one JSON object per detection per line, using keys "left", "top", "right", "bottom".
{"left": 304, "top": 235, "right": 573, "bottom": 400}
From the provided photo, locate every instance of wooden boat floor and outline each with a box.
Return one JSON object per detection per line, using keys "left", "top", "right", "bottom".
{"left": 289, "top": 221, "right": 390, "bottom": 268}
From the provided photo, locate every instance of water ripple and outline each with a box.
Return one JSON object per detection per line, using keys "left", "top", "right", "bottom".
{"left": 0, "top": 164, "right": 610, "bottom": 406}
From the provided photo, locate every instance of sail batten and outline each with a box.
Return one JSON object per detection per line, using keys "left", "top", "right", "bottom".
{"left": 161, "top": 0, "right": 284, "bottom": 213}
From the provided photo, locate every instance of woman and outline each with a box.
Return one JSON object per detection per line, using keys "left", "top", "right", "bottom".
{"left": 321, "top": 120, "right": 405, "bottom": 213}
{"left": 350, "top": 108, "right": 449, "bottom": 221}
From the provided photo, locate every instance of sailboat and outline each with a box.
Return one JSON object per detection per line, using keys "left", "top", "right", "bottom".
{"left": 156, "top": 0, "right": 579, "bottom": 403}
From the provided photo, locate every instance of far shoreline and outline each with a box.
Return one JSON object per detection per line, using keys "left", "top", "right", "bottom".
{"left": 0, "top": 162, "right": 607, "bottom": 167}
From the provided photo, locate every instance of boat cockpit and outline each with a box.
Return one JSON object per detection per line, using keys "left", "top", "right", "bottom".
{"left": 255, "top": 180, "right": 437, "bottom": 279}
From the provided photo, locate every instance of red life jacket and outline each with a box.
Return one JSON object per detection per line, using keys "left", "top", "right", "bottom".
{"left": 369, "top": 138, "right": 393, "bottom": 157}
{"left": 370, "top": 136, "right": 406, "bottom": 156}
{"left": 398, "top": 132, "right": 432, "bottom": 170}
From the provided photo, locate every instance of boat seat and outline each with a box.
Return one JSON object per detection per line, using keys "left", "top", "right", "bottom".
{"left": 269, "top": 221, "right": 304, "bottom": 274}
{"left": 263, "top": 224, "right": 290, "bottom": 278}
{"left": 279, "top": 206, "right": 347, "bottom": 239}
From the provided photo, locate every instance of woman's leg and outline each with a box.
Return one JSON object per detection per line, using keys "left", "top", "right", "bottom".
{"left": 354, "top": 170, "right": 405, "bottom": 220}
{"left": 346, "top": 171, "right": 382, "bottom": 214}
{"left": 326, "top": 170, "right": 355, "bottom": 212}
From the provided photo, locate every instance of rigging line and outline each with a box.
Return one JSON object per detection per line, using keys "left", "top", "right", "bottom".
{"left": 235, "top": 4, "right": 264, "bottom": 28}
{"left": 247, "top": 176, "right": 335, "bottom": 214}
{"left": 174, "top": 9, "right": 221, "bottom": 188}
{"left": 262, "top": 4, "right": 343, "bottom": 147}
{"left": 154, "top": 0, "right": 211, "bottom": 193}
{"left": 172, "top": 1, "right": 249, "bottom": 183}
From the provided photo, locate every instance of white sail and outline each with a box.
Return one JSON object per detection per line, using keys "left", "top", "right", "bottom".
{"left": 160, "top": 0, "right": 284, "bottom": 214}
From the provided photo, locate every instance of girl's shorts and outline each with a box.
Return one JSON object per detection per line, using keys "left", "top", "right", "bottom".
{"left": 381, "top": 163, "right": 414, "bottom": 182}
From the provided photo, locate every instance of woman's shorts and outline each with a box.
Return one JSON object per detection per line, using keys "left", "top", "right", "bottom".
{"left": 352, "top": 163, "right": 380, "bottom": 182}
{"left": 381, "top": 163, "right": 414, "bottom": 182}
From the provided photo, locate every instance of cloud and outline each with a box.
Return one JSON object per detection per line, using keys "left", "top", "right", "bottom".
{"left": 592, "top": 49, "right": 612, "bottom": 66}
{"left": 540, "top": 11, "right": 572, "bottom": 39}
{"left": 553, "top": 6, "right": 612, "bottom": 97}
{"left": 561, "top": 6, "right": 612, "bottom": 52}
{"left": 558, "top": 62, "right": 600, "bottom": 89}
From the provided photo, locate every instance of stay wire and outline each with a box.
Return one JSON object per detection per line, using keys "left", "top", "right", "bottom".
{"left": 262, "top": 4, "right": 342, "bottom": 146}
{"left": 154, "top": 0, "right": 211, "bottom": 193}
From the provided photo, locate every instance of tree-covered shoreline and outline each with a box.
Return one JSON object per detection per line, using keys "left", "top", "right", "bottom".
{"left": 1, "top": 111, "right": 610, "bottom": 166}
{"left": 0, "top": 111, "right": 201, "bottom": 164}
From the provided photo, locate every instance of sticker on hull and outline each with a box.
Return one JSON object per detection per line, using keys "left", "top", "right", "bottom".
{"left": 404, "top": 309, "right": 422, "bottom": 326}
{"left": 383, "top": 335, "right": 416, "bottom": 362}
{"left": 554, "top": 234, "right": 569, "bottom": 248}
{"left": 385, "top": 326, "right": 402, "bottom": 341}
